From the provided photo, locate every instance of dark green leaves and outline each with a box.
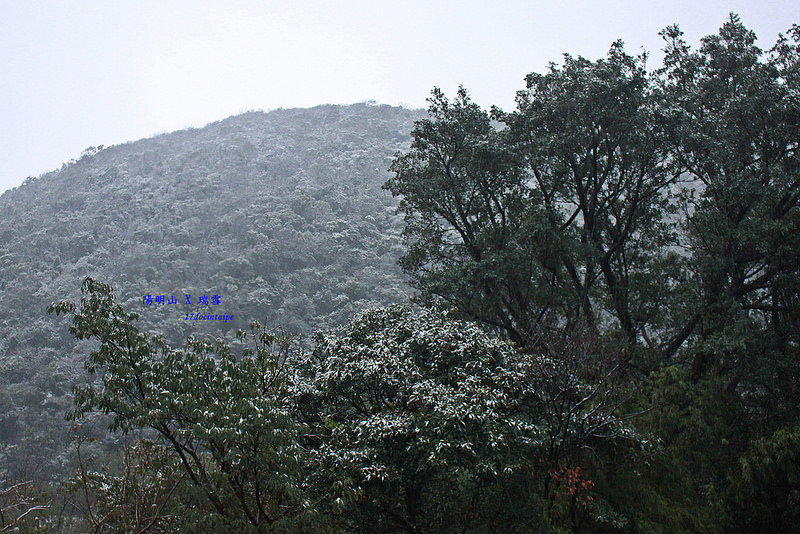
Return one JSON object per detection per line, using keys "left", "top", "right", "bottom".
{"left": 387, "top": 45, "right": 677, "bottom": 355}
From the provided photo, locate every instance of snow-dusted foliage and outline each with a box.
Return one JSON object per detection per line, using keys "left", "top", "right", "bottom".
{"left": 50, "top": 277, "right": 315, "bottom": 531}
{"left": 296, "top": 305, "right": 635, "bottom": 531}
{"left": 51, "top": 278, "right": 639, "bottom": 531}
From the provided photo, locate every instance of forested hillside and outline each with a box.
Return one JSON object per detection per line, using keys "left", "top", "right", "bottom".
{"left": 0, "top": 103, "right": 422, "bottom": 487}
{"left": 3, "top": 15, "right": 800, "bottom": 533}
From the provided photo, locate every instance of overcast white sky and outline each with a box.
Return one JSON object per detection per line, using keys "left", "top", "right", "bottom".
{"left": 2, "top": 0, "right": 798, "bottom": 194}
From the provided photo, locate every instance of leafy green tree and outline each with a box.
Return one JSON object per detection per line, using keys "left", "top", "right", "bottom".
{"left": 724, "top": 424, "right": 800, "bottom": 532}
{"left": 502, "top": 41, "right": 677, "bottom": 351}
{"left": 386, "top": 16, "right": 800, "bottom": 532}
{"left": 296, "top": 305, "right": 637, "bottom": 532}
{"left": 386, "top": 45, "right": 678, "bottom": 363}
{"left": 386, "top": 88, "right": 536, "bottom": 348}
{"left": 659, "top": 15, "right": 800, "bottom": 389}
{"left": 625, "top": 16, "right": 800, "bottom": 533}
{"left": 49, "top": 277, "right": 316, "bottom": 532}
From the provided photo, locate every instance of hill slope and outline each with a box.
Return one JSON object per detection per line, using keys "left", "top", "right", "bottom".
{"left": 0, "top": 103, "right": 424, "bottom": 480}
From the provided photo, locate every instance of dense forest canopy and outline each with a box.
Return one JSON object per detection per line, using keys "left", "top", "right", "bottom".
{"left": 0, "top": 103, "right": 422, "bottom": 498}
{"left": 3, "top": 14, "right": 800, "bottom": 533}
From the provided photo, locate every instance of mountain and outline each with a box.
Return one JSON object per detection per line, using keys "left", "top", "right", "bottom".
{"left": 0, "top": 103, "right": 425, "bottom": 482}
